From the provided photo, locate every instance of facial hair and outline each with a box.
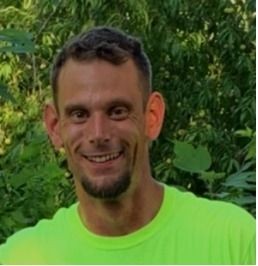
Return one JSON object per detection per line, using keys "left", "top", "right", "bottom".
{"left": 80, "top": 170, "right": 131, "bottom": 199}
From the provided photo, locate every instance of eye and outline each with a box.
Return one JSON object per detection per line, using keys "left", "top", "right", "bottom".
{"left": 70, "top": 109, "right": 89, "bottom": 123}
{"left": 109, "top": 106, "right": 129, "bottom": 120}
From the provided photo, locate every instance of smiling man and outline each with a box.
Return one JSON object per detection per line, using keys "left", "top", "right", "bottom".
{"left": 0, "top": 27, "right": 255, "bottom": 264}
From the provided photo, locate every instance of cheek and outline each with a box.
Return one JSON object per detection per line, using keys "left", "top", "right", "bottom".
{"left": 115, "top": 120, "right": 146, "bottom": 149}
{"left": 61, "top": 123, "right": 84, "bottom": 152}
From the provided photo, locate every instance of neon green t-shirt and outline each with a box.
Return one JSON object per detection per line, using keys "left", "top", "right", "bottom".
{"left": 0, "top": 185, "right": 255, "bottom": 264}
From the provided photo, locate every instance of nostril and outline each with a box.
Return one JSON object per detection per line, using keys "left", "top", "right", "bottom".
{"left": 89, "top": 137, "right": 110, "bottom": 144}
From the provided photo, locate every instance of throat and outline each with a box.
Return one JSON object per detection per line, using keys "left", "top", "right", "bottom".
{"left": 78, "top": 182, "right": 164, "bottom": 237}
{"left": 79, "top": 200, "right": 141, "bottom": 236}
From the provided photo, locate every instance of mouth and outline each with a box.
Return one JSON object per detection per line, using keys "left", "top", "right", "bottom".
{"left": 83, "top": 151, "right": 123, "bottom": 163}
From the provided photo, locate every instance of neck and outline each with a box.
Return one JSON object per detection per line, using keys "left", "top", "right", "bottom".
{"left": 76, "top": 177, "right": 164, "bottom": 236}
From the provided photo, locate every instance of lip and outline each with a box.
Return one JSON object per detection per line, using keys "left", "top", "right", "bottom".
{"left": 83, "top": 150, "right": 123, "bottom": 157}
{"left": 82, "top": 150, "right": 124, "bottom": 167}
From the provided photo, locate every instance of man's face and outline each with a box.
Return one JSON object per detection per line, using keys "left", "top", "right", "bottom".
{"left": 54, "top": 58, "right": 149, "bottom": 199}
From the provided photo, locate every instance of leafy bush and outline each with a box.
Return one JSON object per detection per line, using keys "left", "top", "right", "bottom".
{"left": 0, "top": 0, "right": 255, "bottom": 243}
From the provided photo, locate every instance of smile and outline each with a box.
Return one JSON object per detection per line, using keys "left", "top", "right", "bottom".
{"left": 84, "top": 151, "right": 123, "bottom": 163}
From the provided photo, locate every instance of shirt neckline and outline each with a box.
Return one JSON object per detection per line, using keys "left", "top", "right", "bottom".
{"left": 69, "top": 184, "right": 173, "bottom": 250}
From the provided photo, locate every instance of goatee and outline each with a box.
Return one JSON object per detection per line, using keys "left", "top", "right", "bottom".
{"left": 81, "top": 171, "right": 131, "bottom": 199}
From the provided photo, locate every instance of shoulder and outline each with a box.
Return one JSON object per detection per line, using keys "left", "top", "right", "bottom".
{"left": 167, "top": 185, "right": 254, "bottom": 219}
{"left": 165, "top": 185, "right": 255, "bottom": 264}
{"left": 0, "top": 203, "right": 78, "bottom": 264}
{"left": 166, "top": 185, "right": 255, "bottom": 236}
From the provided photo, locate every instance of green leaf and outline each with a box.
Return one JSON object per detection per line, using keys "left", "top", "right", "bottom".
{"left": 246, "top": 139, "right": 256, "bottom": 160}
{"left": 0, "top": 29, "right": 35, "bottom": 54}
{"left": 234, "top": 127, "right": 254, "bottom": 138}
{"left": 10, "top": 211, "right": 28, "bottom": 224}
{"left": 0, "top": 46, "right": 33, "bottom": 53}
{"left": 0, "top": 82, "right": 15, "bottom": 103}
{"left": 173, "top": 141, "right": 212, "bottom": 173}
{"left": 223, "top": 171, "right": 255, "bottom": 190}
{"left": 231, "top": 196, "right": 256, "bottom": 206}
{"left": 9, "top": 169, "right": 33, "bottom": 188}
{"left": 199, "top": 171, "right": 225, "bottom": 182}
{"left": 0, "top": 29, "right": 33, "bottom": 41}
{"left": 19, "top": 143, "right": 40, "bottom": 162}
{"left": 39, "top": 162, "right": 64, "bottom": 180}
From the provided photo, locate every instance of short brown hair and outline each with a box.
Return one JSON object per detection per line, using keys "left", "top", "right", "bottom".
{"left": 51, "top": 26, "right": 152, "bottom": 108}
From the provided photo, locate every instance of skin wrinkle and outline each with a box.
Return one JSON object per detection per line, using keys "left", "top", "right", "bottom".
{"left": 45, "top": 57, "right": 165, "bottom": 236}
{"left": 58, "top": 59, "right": 145, "bottom": 199}
{"left": 55, "top": 59, "right": 148, "bottom": 113}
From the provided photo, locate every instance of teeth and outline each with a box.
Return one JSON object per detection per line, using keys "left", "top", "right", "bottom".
{"left": 86, "top": 152, "right": 121, "bottom": 163}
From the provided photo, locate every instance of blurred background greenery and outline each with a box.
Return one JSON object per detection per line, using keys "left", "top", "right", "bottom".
{"left": 0, "top": 0, "right": 255, "bottom": 244}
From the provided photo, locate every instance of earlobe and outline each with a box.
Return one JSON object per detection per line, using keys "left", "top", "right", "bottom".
{"left": 145, "top": 92, "right": 165, "bottom": 140}
{"left": 44, "top": 103, "right": 63, "bottom": 149}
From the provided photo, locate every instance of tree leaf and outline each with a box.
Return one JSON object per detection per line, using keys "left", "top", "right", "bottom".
{"left": 223, "top": 171, "right": 255, "bottom": 190}
{"left": 0, "top": 29, "right": 33, "bottom": 41}
{"left": 0, "top": 82, "right": 15, "bottom": 103}
{"left": 0, "top": 29, "right": 35, "bottom": 53}
{"left": 173, "top": 141, "right": 212, "bottom": 173}
{"left": 199, "top": 171, "right": 225, "bottom": 182}
{"left": 0, "top": 45, "right": 34, "bottom": 54}
{"left": 231, "top": 196, "right": 256, "bottom": 206}
{"left": 9, "top": 169, "right": 33, "bottom": 188}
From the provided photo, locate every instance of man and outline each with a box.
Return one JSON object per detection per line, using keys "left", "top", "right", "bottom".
{"left": 0, "top": 26, "right": 255, "bottom": 264}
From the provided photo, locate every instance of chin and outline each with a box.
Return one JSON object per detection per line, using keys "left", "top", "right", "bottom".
{"left": 80, "top": 172, "right": 131, "bottom": 199}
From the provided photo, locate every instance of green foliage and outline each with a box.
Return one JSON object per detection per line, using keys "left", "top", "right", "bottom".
{"left": 219, "top": 161, "right": 255, "bottom": 216}
{"left": 173, "top": 140, "right": 255, "bottom": 215}
{"left": 0, "top": 90, "right": 75, "bottom": 243}
{"left": 0, "top": 0, "right": 255, "bottom": 243}
{"left": 0, "top": 29, "right": 35, "bottom": 53}
{"left": 173, "top": 141, "right": 211, "bottom": 173}
{"left": 0, "top": 82, "right": 15, "bottom": 103}
{"left": 0, "top": 28, "right": 35, "bottom": 101}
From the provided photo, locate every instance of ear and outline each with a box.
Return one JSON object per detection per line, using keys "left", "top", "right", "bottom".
{"left": 44, "top": 103, "right": 63, "bottom": 150}
{"left": 145, "top": 92, "right": 165, "bottom": 140}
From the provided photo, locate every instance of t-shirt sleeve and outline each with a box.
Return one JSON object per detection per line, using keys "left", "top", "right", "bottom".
{"left": 0, "top": 229, "right": 45, "bottom": 264}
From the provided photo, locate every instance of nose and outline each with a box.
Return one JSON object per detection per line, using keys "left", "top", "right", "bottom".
{"left": 87, "top": 113, "right": 110, "bottom": 145}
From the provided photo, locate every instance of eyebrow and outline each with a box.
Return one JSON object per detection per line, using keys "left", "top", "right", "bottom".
{"left": 107, "top": 99, "right": 133, "bottom": 110}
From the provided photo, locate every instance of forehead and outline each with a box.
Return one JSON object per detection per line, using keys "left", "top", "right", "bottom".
{"left": 57, "top": 58, "right": 143, "bottom": 109}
